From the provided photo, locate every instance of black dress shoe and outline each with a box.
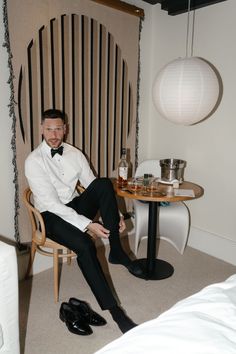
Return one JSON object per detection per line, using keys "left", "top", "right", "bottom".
{"left": 69, "top": 298, "right": 107, "bottom": 326}
{"left": 109, "top": 253, "right": 143, "bottom": 277}
{"left": 126, "top": 262, "right": 143, "bottom": 277}
{"left": 59, "top": 302, "right": 93, "bottom": 335}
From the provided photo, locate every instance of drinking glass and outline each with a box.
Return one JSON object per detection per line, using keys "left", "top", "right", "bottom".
{"left": 147, "top": 178, "right": 159, "bottom": 195}
{"left": 128, "top": 178, "right": 143, "bottom": 193}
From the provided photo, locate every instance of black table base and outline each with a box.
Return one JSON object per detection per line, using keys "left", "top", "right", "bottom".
{"left": 130, "top": 201, "right": 174, "bottom": 280}
{"left": 130, "top": 258, "right": 174, "bottom": 280}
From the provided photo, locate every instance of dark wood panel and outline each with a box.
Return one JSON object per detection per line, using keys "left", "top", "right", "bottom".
{"left": 142, "top": 0, "right": 227, "bottom": 15}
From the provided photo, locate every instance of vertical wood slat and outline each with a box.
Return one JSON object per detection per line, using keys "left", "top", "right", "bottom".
{"left": 82, "top": 15, "right": 91, "bottom": 158}
{"left": 63, "top": 15, "right": 72, "bottom": 143}
{"left": 50, "top": 19, "right": 56, "bottom": 109}
{"left": 44, "top": 26, "right": 52, "bottom": 114}
{"left": 27, "top": 40, "right": 34, "bottom": 151}
{"left": 81, "top": 15, "right": 85, "bottom": 153}
{"left": 30, "top": 43, "right": 40, "bottom": 148}
{"left": 113, "top": 44, "right": 123, "bottom": 171}
{"left": 39, "top": 26, "right": 45, "bottom": 113}
{"left": 121, "top": 61, "right": 128, "bottom": 150}
{"left": 107, "top": 33, "right": 115, "bottom": 176}
{"left": 18, "top": 67, "right": 25, "bottom": 143}
{"left": 83, "top": 16, "right": 94, "bottom": 167}
{"left": 90, "top": 18, "right": 94, "bottom": 163}
{"left": 73, "top": 15, "right": 82, "bottom": 151}
{"left": 91, "top": 19, "right": 99, "bottom": 175}
{"left": 71, "top": 14, "right": 76, "bottom": 145}
{"left": 112, "top": 44, "right": 118, "bottom": 171}
{"left": 53, "top": 18, "right": 63, "bottom": 113}
{"left": 22, "top": 13, "right": 135, "bottom": 177}
{"left": 61, "top": 15, "right": 65, "bottom": 114}
{"left": 99, "top": 24, "right": 107, "bottom": 177}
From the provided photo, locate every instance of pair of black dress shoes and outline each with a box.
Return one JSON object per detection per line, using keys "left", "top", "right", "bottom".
{"left": 59, "top": 298, "right": 107, "bottom": 335}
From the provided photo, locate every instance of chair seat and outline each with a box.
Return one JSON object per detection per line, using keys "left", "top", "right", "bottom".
{"left": 35, "top": 238, "right": 76, "bottom": 258}
{"left": 44, "top": 238, "right": 73, "bottom": 251}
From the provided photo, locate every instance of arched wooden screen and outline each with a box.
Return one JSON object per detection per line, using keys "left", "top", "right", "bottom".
{"left": 6, "top": 0, "right": 142, "bottom": 243}
{"left": 19, "top": 14, "right": 135, "bottom": 177}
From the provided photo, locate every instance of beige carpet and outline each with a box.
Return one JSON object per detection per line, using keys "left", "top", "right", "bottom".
{"left": 19, "top": 234, "right": 236, "bottom": 354}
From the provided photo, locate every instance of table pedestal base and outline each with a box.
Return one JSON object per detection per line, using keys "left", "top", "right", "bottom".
{"left": 130, "top": 259, "right": 174, "bottom": 280}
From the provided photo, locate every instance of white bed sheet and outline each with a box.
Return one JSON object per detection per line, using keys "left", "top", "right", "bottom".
{"left": 94, "top": 274, "right": 236, "bottom": 354}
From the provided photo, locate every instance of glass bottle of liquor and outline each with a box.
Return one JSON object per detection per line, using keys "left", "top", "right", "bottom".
{"left": 118, "top": 148, "right": 128, "bottom": 188}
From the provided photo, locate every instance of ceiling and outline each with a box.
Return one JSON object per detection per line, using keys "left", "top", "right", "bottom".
{"left": 141, "top": 0, "right": 227, "bottom": 15}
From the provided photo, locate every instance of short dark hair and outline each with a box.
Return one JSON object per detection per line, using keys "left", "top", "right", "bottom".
{"left": 42, "top": 109, "right": 66, "bottom": 123}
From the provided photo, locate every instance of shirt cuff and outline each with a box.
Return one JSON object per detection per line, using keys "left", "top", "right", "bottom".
{"left": 84, "top": 221, "right": 92, "bottom": 232}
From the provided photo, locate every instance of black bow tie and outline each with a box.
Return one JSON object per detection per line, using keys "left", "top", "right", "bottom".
{"left": 51, "top": 146, "right": 64, "bottom": 157}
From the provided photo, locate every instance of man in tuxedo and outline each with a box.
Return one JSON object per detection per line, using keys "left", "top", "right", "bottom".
{"left": 25, "top": 109, "right": 142, "bottom": 334}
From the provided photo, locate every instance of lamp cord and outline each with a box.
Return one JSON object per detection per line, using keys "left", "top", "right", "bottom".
{"left": 185, "top": 0, "right": 195, "bottom": 58}
{"left": 185, "top": 0, "right": 191, "bottom": 57}
{"left": 191, "top": 10, "right": 195, "bottom": 57}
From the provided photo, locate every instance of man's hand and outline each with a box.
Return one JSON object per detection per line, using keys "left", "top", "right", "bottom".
{"left": 87, "top": 222, "right": 110, "bottom": 239}
{"left": 119, "top": 216, "right": 126, "bottom": 233}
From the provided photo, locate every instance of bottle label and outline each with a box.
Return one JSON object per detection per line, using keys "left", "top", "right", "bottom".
{"left": 119, "top": 166, "right": 128, "bottom": 180}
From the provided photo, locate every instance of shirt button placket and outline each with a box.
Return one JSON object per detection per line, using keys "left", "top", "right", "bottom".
{"left": 58, "top": 157, "right": 64, "bottom": 177}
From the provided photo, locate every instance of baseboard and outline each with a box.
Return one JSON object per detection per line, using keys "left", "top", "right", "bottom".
{"left": 188, "top": 226, "right": 236, "bottom": 266}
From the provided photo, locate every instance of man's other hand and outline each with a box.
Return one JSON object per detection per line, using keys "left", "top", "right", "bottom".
{"left": 119, "top": 216, "right": 126, "bottom": 233}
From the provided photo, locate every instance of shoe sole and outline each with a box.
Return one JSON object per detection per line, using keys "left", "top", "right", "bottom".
{"left": 59, "top": 312, "right": 93, "bottom": 335}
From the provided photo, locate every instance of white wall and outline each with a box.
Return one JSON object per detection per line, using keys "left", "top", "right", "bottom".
{"left": 1, "top": 0, "right": 236, "bottom": 267}
{"left": 131, "top": 0, "right": 236, "bottom": 264}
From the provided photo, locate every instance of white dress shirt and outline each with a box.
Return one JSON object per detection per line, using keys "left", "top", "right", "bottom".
{"left": 25, "top": 140, "right": 96, "bottom": 231}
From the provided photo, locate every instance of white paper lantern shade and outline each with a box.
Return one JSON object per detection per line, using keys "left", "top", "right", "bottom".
{"left": 152, "top": 57, "right": 220, "bottom": 125}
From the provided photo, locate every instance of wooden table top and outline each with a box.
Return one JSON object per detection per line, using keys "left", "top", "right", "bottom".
{"left": 115, "top": 180, "right": 204, "bottom": 203}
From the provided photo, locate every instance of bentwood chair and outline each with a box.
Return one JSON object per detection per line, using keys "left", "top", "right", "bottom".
{"left": 23, "top": 188, "right": 76, "bottom": 302}
{"left": 133, "top": 160, "right": 190, "bottom": 256}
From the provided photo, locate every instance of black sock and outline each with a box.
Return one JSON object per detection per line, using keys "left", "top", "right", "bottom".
{"left": 109, "top": 231, "right": 132, "bottom": 266}
{"left": 109, "top": 306, "right": 137, "bottom": 333}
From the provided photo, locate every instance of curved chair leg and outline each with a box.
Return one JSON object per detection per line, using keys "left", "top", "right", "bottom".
{"left": 53, "top": 249, "right": 59, "bottom": 303}
{"left": 134, "top": 200, "right": 190, "bottom": 256}
{"left": 159, "top": 203, "right": 190, "bottom": 254}
{"left": 25, "top": 242, "right": 36, "bottom": 278}
{"left": 134, "top": 200, "right": 149, "bottom": 256}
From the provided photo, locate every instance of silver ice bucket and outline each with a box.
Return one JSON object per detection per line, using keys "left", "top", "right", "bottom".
{"left": 160, "top": 158, "right": 186, "bottom": 183}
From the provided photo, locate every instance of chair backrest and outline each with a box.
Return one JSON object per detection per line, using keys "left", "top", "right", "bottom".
{"left": 135, "top": 160, "right": 161, "bottom": 178}
{"left": 23, "top": 188, "right": 46, "bottom": 246}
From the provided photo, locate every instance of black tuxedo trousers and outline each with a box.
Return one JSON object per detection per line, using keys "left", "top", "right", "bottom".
{"left": 42, "top": 178, "right": 122, "bottom": 310}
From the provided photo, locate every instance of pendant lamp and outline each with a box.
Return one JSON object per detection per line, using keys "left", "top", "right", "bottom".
{"left": 152, "top": 2, "right": 220, "bottom": 125}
